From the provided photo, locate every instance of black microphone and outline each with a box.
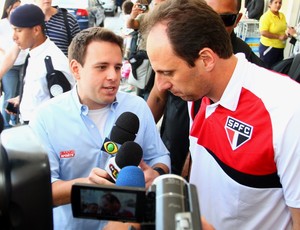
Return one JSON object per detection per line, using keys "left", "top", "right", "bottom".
{"left": 151, "top": 174, "right": 202, "bottom": 230}
{"left": 105, "top": 141, "right": 143, "bottom": 181}
{"left": 101, "top": 112, "right": 140, "bottom": 155}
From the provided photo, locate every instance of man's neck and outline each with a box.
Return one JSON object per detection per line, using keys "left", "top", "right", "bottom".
{"left": 43, "top": 7, "right": 57, "bottom": 21}
{"left": 209, "top": 55, "right": 238, "bottom": 103}
{"left": 29, "top": 36, "right": 48, "bottom": 51}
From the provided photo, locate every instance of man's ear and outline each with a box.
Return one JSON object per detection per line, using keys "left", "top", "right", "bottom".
{"left": 69, "top": 59, "right": 81, "bottom": 80}
{"left": 198, "top": 48, "right": 215, "bottom": 72}
{"left": 33, "top": 25, "right": 42, "bottom": 36}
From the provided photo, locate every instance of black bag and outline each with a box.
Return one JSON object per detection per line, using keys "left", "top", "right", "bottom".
{"left": 272, "top": 53, "right": 300, "bottom": 83}
{"left": 128, "top": 30, "right": 139, "bottom": 58}
{"left": 44, "top": 56, "right": 71, "bottom": 98}
{"left": 288, "top": 53, "right": 300, "bottom": 82}
{"left": 128, "top": 50, "right": 153, "bottom": 89}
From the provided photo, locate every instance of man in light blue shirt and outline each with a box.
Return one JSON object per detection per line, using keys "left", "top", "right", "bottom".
{"left": 29, "top": 27, "right": 170, "bottom": 230}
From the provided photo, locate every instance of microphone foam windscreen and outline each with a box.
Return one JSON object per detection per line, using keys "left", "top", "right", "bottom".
{"left": 115, "top": 141, "right": 143, "bottom": 168}
{"left": 110, "top": 112, "right": 140, "bottom": 144}
{"left": 110, "top": 125, "right": 136, "bottom": 144}
{"left": 116, "top": 166, "right": 145, "bottom": 188}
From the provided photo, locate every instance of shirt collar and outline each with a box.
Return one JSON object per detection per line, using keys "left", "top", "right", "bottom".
{"left": 71, "top": 85, "right": 119, "bottom": 115}
{"left": 217, "top": 53, "right": 247, "bottom": 112}
{"left": 267, "top": 9, "right": 283, "bottom": 19}
{"left": 28, "top": 37, "right": 51, "bottom": 58}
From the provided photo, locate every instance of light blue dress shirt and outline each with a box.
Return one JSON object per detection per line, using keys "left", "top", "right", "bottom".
{"left": 29, "top": 86, "right": 170, "bottom": 230}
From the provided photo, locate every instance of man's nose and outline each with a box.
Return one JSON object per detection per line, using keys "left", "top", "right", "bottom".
{"left": 156, "top": 75, "right": 171, "bottom": 92}
{"left": 106, "top": 68, "right": 120, "bottom": 81}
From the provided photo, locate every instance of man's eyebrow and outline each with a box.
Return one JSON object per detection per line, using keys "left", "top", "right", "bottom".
{"left": 155, "top": 69, "right": 174, "bottom": 73}
{"left": 93, "top": 62, "right": 123, "bottom": 66}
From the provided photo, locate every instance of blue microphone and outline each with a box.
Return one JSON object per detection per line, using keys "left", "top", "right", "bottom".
{"left": 116, "top": 166, "right": 145, "bottom": 188}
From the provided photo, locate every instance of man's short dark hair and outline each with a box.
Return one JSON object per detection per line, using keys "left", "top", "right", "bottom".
{"left": 68, "top": 27, "right": 124, "bottom": 66}
{"left": 143, "top": 0, "right": 233, "bottom": 67}
{"left": 122, "top": 0, "right": 134, "bottom": 14}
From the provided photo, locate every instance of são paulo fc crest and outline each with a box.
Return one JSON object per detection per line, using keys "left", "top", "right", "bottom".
{"left": 225, "top": 116, "right": 253, "bottom": 150}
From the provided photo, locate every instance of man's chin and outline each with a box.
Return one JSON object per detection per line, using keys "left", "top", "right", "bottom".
{"left": 177, "top": 95, "right": 193, "bottom": 101}
{"left": 17, "top": 45, "right": 25, "bottom": 50}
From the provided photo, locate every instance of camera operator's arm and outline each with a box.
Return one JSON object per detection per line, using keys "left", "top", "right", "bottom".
{"left": 103, "top": 217, "right": 215, "bottom": 230}
{"left": 103, "top": 222, "right": 141, "bottom": 230}
{"left": 0, "top": 44, "right": 20, "bottom": 80}
{"left": 126, "top": 3, "right": 144, "bottom": 29}
{"left": 52, "top": 168, "right": 114, "bottom": 206}
{"left": 139, "top": 160, "right": 169, "bottom": 189}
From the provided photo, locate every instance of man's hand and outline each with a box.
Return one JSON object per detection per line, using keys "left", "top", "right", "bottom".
{"left": 6, "top": 96, "right": 20, "bottom": 115}
{"left": 139, "top": 160, "right": 169, "bottom": 189}
{"left": 88, "top": 167, "right": 115, "bottom": 185}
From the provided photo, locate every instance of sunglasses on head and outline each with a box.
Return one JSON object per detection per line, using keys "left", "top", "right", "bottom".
{"left": 219, "top": 13, "right": 238, "bottom": 27}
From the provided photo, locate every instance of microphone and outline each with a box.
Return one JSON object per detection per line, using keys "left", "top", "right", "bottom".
{"left": 116, "top": 166, "right": 145, "bottom": 188}
{"left": 105, "top": 141, "right": 143, "bottom": 181}
{"left": 101, "top": 112, "right": 140, "bottom": 155}
{"left": 152, "top": 174, "right": 202, "bottom": 230}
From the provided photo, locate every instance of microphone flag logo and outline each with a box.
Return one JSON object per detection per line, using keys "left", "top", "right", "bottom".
{"left": 101, "top": 137, "right": 119, "bottom": 155}
{"left": 225, "top": 116, "right": 253, "bottom": 150}
{"left": 109, "top": 163, "right": 119, "bottom": 179}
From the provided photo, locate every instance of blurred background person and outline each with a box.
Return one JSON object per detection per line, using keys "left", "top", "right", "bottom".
{"left": 286, "top": 23, "right": 300, "bottom": 56}
{"left": 120, "top": 0, "right": 134, "bottom": 59}
{"left": 259, "top": 0, "right": 288, "bottom": 68}
{"left": 244, "top": 0, "right": 265, "bottom": 20}
{"left": 34, "top": 0, "right": 80, "bottom": 56}
{"left": 99, "top": 193, "right": 133, "bottom": 218}
{"left": 0, "top": 0, "right": 27, "bottom": 128}
{"left": 126, "top": 0, "right": 157, "bottom": 100}
{"left": 84, "top": 202, "right": 99, "bottom": 214}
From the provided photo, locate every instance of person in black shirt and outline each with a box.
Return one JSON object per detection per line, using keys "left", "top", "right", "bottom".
{"left": 245, "top": 0, "right": 265, "bottom": 20}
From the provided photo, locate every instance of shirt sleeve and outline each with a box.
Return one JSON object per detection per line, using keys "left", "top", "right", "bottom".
{"left": 259, "top": 13, "right": 270, "bottom": 32}
{"left": 276, "top": 103, "right": 300, "bottom": 208}
{"left": 29, "top": 109, "right": 61, "bottom": 184}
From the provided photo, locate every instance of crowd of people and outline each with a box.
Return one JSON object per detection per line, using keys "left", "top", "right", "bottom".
{"left": 1, "top": 0, "right": 300, "bottom": 229}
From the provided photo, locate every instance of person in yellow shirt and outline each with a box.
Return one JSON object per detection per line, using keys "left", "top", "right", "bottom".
{"left": 259, "top": 0, "right": 288, "bottom": 68}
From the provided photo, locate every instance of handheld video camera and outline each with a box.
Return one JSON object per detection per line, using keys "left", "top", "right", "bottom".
{"left": 71, "top": 175, "right": 202, "bottom": 229}
{"left": 138, "top": 4, "right": 148, "bottom": 11}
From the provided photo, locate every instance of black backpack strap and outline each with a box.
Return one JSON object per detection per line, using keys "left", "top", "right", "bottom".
{"left": 44, "top": 56, "right": 55, "bottom": 74}
{"left": 288, "top": 53, "right": 300, "bottom": 82}
{"left": 61, "top": 8, "right": 72, "bottom": 45}
{"left": 44, "top": 55, "right": 71, "bottom": 98}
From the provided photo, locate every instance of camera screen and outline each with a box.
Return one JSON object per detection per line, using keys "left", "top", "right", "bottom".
{"left": 71, "top": 183, "right": 146, "bottom": 222}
